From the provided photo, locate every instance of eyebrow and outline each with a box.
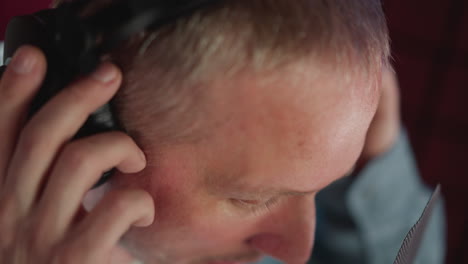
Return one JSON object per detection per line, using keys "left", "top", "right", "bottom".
{"left": 278, "top": 189, "right": 317, "bottom": 197}
{"left": 221, "top": 166, "right": 357, "bottom": 199}
{"left": 226, "top": 185, "right": 318, "bottom": 199}
{"left": 207, "top": 163, "right": 356, "bottom": 200}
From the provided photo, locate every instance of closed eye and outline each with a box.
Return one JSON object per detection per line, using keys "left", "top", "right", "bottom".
{"left": 231, "top": 197, "right": 282, "bottom": 216}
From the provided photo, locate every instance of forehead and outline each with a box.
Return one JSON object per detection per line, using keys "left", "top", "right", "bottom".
{"left": 198, "top": 63, "right": 377, "bottom": 192}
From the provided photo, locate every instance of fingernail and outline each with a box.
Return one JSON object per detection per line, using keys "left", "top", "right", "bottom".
{"left": 139, "top": 150, "right": 147, "bottom": 164}
{"left": 10, "top": 47, "right": 36, "bottom": 74}
{"left": 134, "top": 215, "right": 154, "bottom": 227}
{"left": 92, "top": 63, "right": 117, "bottom": 83}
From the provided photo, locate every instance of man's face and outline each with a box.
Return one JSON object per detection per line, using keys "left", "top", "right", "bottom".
{"left": 93, "top": 63, "right": 378, "bottom": 264}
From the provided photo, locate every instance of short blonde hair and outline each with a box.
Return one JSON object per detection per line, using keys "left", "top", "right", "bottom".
{"left": 54, "top": 0, "right": 390, "bottom": 144}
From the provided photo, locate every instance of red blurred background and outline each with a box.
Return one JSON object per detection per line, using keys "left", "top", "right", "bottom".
{"left": 1, "top": 0, "right": 467, "bottom": 263}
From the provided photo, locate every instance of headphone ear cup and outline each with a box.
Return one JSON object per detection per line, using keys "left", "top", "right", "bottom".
{"left": 3, "top": 11, "right": 120, "bottom": 189}
{"left": 4, "top": 14, "right": 49, "bottom": 65}
{"left": 5, "top": 12, "right": 66, "bottom": 116}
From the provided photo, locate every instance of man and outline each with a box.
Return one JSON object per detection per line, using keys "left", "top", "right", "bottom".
{"left": 0, "top": 0, "right": 445, "bottom": 263}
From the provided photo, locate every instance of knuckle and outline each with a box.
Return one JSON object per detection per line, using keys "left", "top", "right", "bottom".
{"left": 17, "top": 128, "right": 46, "bottom": 160}
{"left": 61, "top": 142, "right": 93, "bottom": 171}
{"left": 51, "top": 246, "right": 80, "bottom": 264}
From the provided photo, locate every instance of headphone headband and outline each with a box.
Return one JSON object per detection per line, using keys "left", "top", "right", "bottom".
{"left": 51, "top": 0, "right": 221, "bottom": 74}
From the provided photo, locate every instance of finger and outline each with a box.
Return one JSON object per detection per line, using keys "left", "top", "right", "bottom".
{"left": 0, "top": 46, "right": 46, "bottom": 187}
{"left": 360, "top": 66, "right": 401, "bottom": 164}
{"left": 54, "top": 189, "right": 154, "bottom": 264}
{"left": 4, "top": 63, "right": 122, "bottom": 215}
{"left": 34, "top": 132, "right": 146, "bottom": 249}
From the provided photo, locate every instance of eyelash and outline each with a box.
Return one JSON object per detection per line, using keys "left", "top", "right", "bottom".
{"left": 233, "top": 197, "right": 282, "bottom": 216}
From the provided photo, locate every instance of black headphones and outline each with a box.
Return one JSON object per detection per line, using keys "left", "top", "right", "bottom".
{"left": 0, "top": 0, "right": 221, "bottom": 188}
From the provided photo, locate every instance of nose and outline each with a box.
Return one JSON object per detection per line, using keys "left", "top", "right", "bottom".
{"left": 247, "top": 196, "right": 316, "bottom": 264}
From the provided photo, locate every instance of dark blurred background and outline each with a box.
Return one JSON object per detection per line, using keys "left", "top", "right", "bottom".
{"left": 1, "top": 0, "right": 467, "bottom": 263}
{"left": 384, "top": 1, "right": 468, "bottom": 263}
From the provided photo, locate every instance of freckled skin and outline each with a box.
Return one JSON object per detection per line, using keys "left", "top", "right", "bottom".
{"left": 85, "top": 61, "right": 379, "bottom": 264}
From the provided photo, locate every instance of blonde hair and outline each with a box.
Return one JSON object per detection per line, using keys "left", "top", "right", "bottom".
{"left": 54, "top": 0, "right": 390, "bottom": 144}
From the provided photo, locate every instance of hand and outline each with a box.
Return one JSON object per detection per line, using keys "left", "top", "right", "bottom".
{"left": 357, "top": 66, "right": 401, "bottom": 169}
{"left": 0, "top": 46, "right": 154, "bottom": 264}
